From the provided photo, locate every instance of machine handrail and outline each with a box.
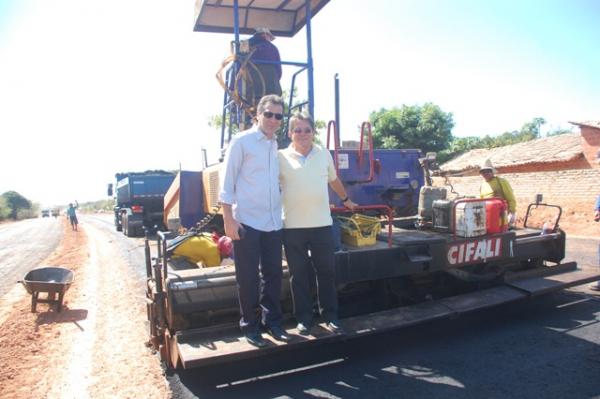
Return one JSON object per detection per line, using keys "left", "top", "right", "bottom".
{"left": 331, "top": 205, "right": 393, "bottom": 247}
{"left": 356, "top": 121, "right": 375, "bottom": 183}
{"left": 327, "top": 120, "right": 341, "bottom": 177}
{"left": 523, "top": 202, "right": 562, "bottom": 232}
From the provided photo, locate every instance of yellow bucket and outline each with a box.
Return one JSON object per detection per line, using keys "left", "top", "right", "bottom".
{"left": 337, "top": 214, "right": 381, "bottom": 247}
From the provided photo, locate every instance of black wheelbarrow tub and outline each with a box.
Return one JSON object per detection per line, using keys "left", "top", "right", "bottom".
{"left": 20, "top": 267, "right": 74, "bottom": 312}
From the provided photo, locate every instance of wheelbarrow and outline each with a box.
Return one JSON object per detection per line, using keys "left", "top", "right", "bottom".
{"left": 19, "top": 266, "right": 74, "bottom": 312}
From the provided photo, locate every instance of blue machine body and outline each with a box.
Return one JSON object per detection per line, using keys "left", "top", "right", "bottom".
{"left": 176, "top": 171, "right": 205, "bottom": 229}
{"left": 329, "top": 148, "right": 424, "bottom": 216}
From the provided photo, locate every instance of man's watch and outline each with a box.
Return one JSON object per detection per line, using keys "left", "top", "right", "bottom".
{"left": 341, "top": 196, "right": 349, "bottom": 203}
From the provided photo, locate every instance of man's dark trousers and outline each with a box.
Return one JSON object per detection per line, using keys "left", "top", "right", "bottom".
{"left": 233, "top": 224, "right": 283, "bottom": 334}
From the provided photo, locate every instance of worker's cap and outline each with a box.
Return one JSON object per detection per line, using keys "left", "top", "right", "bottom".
{"left": 217, "top": 235, "right": 233, "bottom": 257}
{"left": 479, "top": 159, "right": 496, "bottom": 174}
{"left": 254, "top": 27, "right": 275, "bottom": 41}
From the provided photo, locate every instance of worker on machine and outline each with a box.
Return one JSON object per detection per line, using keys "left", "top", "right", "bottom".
{"left": 247, "top": 27, "right": 282, "bottom": 108}
{"left": 478, "top": 159, "right": 516, "bottom": 228}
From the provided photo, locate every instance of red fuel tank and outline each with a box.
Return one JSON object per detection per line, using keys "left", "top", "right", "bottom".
{"left": 485, "top": 198, "right": 508, "bottom": 234}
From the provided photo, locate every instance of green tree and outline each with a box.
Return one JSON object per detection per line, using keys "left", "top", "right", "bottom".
{"left": 520, "top": 117, "right": 545, "bottom": 140}
{"left": 438, "top": 117, "right": 550, "bottom": 163}
{"left": 78, "top": 199, "right": 115, "bottom": 212}
{"left": 209, "top": 88, "right": 326, "bottom": 149}
{"left": 546, "top": 127, "right": 571, "bottom": 137}
{"left": 1, "top": 191, "right": 32, "bottom": 220}
{"left": 0, "top": 196, "right": 10, "bottom": 221}
{"left": 369, "top": 103, "right": 454, "bottom": 153}
{"left": 437, "top": 136, "right": 483, "bottom": 163}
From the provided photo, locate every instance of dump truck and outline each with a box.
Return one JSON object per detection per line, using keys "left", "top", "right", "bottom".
{"left": 108, "top": 171, "right": 175, "bottom": 237}
{"left": 142, "top": 0, "right": 600, "bottom": 370}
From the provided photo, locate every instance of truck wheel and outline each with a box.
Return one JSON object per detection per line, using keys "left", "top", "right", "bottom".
{"left": 125, "top": 221, "right": 136, "bottom": 237}
{"left": 116, "top": 219, "right": 122, "bottom": 232}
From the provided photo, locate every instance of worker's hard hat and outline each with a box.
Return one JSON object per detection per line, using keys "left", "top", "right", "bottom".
{"left": 254, "top": 27, "right": 275, "bottom": 41}
{"left": 479, "top": 159, "right": 496, "bottom": 173}
{"left": 217, "top": 236, "right": 233, "bottom": 257}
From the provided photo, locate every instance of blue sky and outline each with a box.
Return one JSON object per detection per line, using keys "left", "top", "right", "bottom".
{"left": 1, "top": 0, "right": 599, "bottom": 206}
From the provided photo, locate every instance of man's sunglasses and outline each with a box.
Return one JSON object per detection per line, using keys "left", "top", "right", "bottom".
{"left": 263, "top": 111, "right": 284, "bottom": 120}
{"left": 292, "top": 127, "right": 313, "bottom": 134}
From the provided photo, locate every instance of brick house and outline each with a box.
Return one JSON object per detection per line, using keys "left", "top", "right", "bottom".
{"left": 570, "top": 120, "right": 600, "bottom": 168}
{"left": 440, "top": 125, "right": 600, "bottom": 176}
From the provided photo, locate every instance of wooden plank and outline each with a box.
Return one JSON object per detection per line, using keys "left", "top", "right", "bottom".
{"left": 175, "top": 268, "right": 597, "bottom": 369}
{"left": 506, "top": 269, "right": 600, "bottom": 297}
{"left": 504, "top": 262, "right": 577, "bottom": 282}
{"left": 177, "top": 288, "right": 523, "bottom": 368}
{"left": 177, "top": 322, "right": 345, "bottom": 369}
{"left": 342, "top": 301, "right": 454, "bottom": 336}
{"left": 439, "top": 286, "right": 526, "bottom": 313}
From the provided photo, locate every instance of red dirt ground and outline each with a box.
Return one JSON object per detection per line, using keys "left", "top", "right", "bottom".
{"left": 521, "top": 201, "right": 599, "bottom": 238}
{"left": 0, "top": 219, "right": 170, "bottom": 399}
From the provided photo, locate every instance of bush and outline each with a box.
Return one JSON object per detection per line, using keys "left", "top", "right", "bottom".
{"left": 0, "top": 197, "right": 10, "bottom": 221}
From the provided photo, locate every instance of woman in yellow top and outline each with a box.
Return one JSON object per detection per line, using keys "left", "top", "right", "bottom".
{"left": 278, "top": 112, "right": 357, "bottom": 335}
{"left": 478, "top": 159, "right": 516, "bottom": 226}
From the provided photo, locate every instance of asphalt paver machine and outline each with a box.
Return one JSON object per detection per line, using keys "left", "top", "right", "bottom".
{"left": 144, "top": 0, "right": 600, "bottom": 370}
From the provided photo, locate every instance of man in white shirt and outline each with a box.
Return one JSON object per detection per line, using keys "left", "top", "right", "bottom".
{"left": 219, "top": 94, "right": 289, "bottom": 347}
{"left": 279, "top": 112, "right": 357, "bottom": 335}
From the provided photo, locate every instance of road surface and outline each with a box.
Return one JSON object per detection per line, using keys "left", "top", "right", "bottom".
{"left": 0, "top": 217, "right": 63, "bottom": 297}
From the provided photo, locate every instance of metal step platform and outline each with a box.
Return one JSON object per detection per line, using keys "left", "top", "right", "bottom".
{"left": 173, "top": 265, "right": 600, "bottom": 369}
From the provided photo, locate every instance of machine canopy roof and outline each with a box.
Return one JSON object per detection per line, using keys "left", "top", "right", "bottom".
{"left": 194, "top": 0, "right": 330, "bottom": 37}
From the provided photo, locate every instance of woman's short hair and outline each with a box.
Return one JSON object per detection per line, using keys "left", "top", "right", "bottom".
{"left": 289, "top": 112, "right": 315, "bottom": 131}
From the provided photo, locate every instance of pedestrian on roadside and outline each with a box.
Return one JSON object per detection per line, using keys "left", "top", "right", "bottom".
{"left": 67, "top": 201, "right": 79, "bottom": 231}
{"left": 278, "top": 112, "right": 357, "bottom": 336}
{"left": 219, "top": 94, "right": 290, "bottom": 347}
{"left": 478, "top": 159, "right": 517, "bottom": 228}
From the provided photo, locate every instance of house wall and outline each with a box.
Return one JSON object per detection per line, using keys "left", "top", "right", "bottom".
{"left": 580, "top": 126, "right": 600, "bottom": 168}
